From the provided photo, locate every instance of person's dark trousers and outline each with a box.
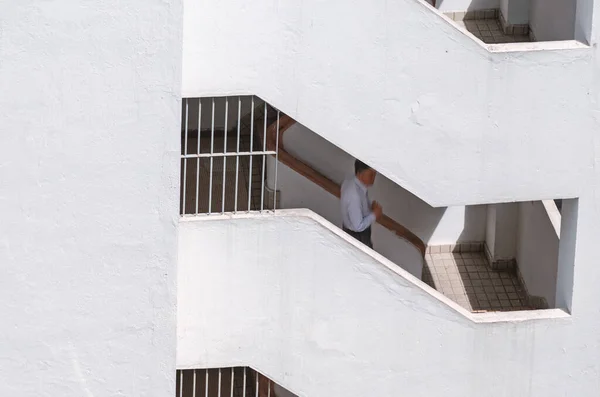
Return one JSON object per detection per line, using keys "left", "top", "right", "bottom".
{"left": 343, "top": 226, "right": 373, "bottom": 249}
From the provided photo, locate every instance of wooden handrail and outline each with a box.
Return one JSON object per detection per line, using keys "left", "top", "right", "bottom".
{"left": 265, "top": 115, "right": 426, "bottom": 257}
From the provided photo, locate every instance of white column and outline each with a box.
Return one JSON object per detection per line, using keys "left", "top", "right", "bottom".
{"left": 574, "top": 0, "right": 597, "bottom": 44}
{"left": 485, "top": 203, "right": 518, "bottom": 269}
{"left": 556, "top": 198, "right": 578, "bottom": 312}
{"left": 500, "top": 0, "right": 530, "bottom": 33}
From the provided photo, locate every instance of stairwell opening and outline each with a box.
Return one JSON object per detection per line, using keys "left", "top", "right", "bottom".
{"left": 176, "top": 368, "right": 298, "bottom": 397}
{"left": 179, "top": 95, "right": 577, "bottom": 315}
{"left": 427, "top": 0, "right": 593, "bottom": 45}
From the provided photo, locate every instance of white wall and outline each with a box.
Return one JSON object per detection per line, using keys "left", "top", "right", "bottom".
{"left": 530, "top": 0, "right": 576, "bottom": 40}
{"left": 277, "top": 123, "right": 487, "bottom": 246}
{"left": 178, "top": 213, "right": 578, "bottom": 397}
{"left": 437, "top": 0, "right": 500, "bottom": 12}
{"left": 0, "top": 2, "right": 182, "bottom": 395}
{"left": 183, "top": 0, "right": 594, "bottom": 207}
{"left": 516, "top": 201, "right": 560, "bottom": 307}
{"left": 269, "top": 159, "right": 423, "bottom": 278}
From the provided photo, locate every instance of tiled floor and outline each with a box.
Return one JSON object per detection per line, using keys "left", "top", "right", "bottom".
{"left": 455, "top": 19, "right": 530, "bottom": 44}
{"left": 422, "top": 252, "right": 533, "bottom": 312}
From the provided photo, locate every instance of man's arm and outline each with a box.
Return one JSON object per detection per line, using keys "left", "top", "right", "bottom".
{"left": 345, "top": 193, "right": 377, "bottom": 232}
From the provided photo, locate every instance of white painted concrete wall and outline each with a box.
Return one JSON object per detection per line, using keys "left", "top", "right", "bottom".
{"left": 183, "top": 0, "right": 595, "bottom": 207}
{"left": 276, "top": 123, "right": 487, "bottom": 246}
{"left": 178, "top": 213, "right": 577, "bottom": 397}
{"left": 437, "top": 0, "right": 500, "bottom": 12}
{"left": 516, "top": 201, "right": 560, "bottom": 307}
{"left": 0, "top": 2, "right": 182, "bottom": 395}
{"left": 530, "top": 0, "right": 576, "bottom": 40}
{"left": 270, "top": 160, "right": 424, "bottom": 278}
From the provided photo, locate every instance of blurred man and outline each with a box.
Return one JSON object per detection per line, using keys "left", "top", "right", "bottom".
{"left": 340, "top": 160, "right": 382, "bottom": 249}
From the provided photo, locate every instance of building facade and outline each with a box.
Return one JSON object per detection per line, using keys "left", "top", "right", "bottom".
{"left": 2, "top": 0, "right": 600, "bottom": 396}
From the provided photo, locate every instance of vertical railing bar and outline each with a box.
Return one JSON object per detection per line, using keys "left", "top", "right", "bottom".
{"left": 192, "top": 369, "right": 197, "bottom": 397}
{"left": 267, "top": 380, "right": 271, "bottom": 397}
{"left": 255, "top": 370, "right": 259, "bottom": 397}
{"left": 230, "top": 368, "right": 235, "bottom": 397}
{"left": 182, "top": 99, "right": 189, "bottom": 215}
{"left": 234, "top": 97, "right": 241, "bottom": 213}
{"left": 205, "top": 369, "right": 209, "bottom": 397}
{"left": 179, "top": 370, "right": 183, "bottom": 397}
{"left": 260, "top": 102, "right": 267, "bottom": 211}
{"left": 243, "top": 367, "right": 247, "bottom": 397}
{"left": 218, "top": 368, "right": 222, "bottom": 397}
{"left": 208, "top": 98, "right": 215, "bottom": 214}
{"left": 195, "top": 99, "right": 202, "bottom": 215}
{"left": 273, "top": 111, "right": 280, "bottom": 212}
{"left": 222, "top": 98, "right": 228, "bottom": 213}
{"left": 247, "top": 97, "right": 254, "bottom": 211}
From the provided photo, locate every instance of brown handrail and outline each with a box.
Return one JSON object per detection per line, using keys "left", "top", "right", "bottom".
{"left": 265, "top": 115, "right": 426, "bottom": 257}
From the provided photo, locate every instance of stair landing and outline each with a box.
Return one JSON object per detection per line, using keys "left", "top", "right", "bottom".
{"left": 422, "top": 252, "right": 533, "bottom": 312}
{"left": 442, "top": 9, "right": 531, "bottom": 44}
{"left": 455, "top": 18, "right": 530, "bottom": 44}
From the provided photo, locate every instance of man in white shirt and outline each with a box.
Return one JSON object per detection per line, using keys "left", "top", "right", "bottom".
{"left": 340, "top": 160, "right": 383, "bottom": 249}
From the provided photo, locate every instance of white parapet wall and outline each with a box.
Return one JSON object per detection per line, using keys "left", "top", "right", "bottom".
{"left": 177, "top": 211, "right": 584, "bottom": 397}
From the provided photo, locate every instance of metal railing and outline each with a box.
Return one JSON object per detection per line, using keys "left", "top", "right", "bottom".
{"left": 176, "top": 367, "right": 295, "bottom": 397}
{"left": 180, "top": 96, "right": 280, "bottom": 215}
{"left": 179, "top": 96, "right": 425, "bottom": 256}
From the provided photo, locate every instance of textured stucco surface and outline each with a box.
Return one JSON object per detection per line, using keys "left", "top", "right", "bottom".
{"left": 178, "top": 212, "right": 585, "bottom": 397}
{"left": 0, "top": 1, "right": 182, "bottom": 395}
{"left": 183, "top": 0, "right": 597, "bottom": 207}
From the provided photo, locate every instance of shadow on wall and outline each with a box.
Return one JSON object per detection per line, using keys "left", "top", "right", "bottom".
{"left": 372, "top": 171, "right": 447, "bottom": 245}
{"left": 458, "top": 205, "right": 488, "bottom": 243}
